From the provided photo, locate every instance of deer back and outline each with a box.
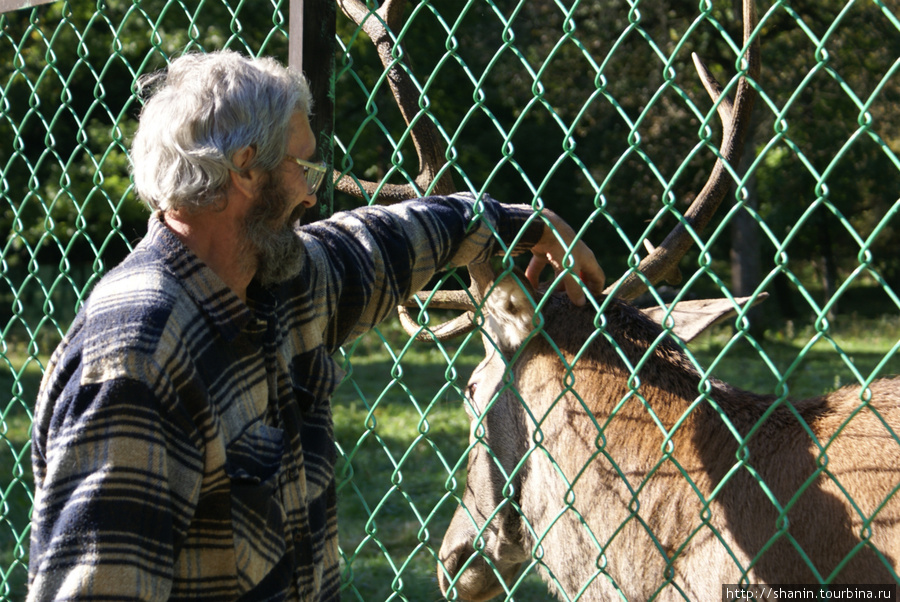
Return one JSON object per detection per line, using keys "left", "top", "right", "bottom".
{"left": 476, "top": 276, "right": 900, "bottom": 598}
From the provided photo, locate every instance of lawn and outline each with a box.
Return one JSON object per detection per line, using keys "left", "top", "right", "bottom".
{"left": 331, "top": 311, "right": 900, "bottom": 601}
{"left": 1, "top": 309, "right": 898, "bottom": 601}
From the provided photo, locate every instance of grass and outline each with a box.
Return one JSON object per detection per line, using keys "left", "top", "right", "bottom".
{"left": 691, "top": 313, "right": 900, "bottom": 398}
{"left": 332, "top": 312, "right": 900, "bottom": 601}
{"left": 1, "top": 311, "right": 898, "bottom": 601}
{"left": 333, "top": 324, "right": 474, "bottom": 601}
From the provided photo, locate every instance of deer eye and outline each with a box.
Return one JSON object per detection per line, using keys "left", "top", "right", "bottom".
{"left": 465, "top": 382, "right": 478, "bottom": 399}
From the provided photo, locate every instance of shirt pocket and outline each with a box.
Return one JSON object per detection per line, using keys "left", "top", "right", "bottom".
{"left": 225, "top": 423, "right": 289, "bottom": 594}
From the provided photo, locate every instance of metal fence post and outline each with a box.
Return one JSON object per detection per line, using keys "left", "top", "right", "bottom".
{"left": 291, "top": 0, "right": 336, "bottom": 220}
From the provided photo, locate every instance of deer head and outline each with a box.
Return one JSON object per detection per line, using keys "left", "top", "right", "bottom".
{"left": 435, "top": 0, "right": 760, "bottom": 594}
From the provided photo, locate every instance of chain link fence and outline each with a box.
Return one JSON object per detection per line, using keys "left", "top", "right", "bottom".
{"left": 2, "top": 0, "right": 899, "bottom": 600}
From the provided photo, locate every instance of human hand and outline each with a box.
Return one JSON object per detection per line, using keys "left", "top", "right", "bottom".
{"left": 525, "top": 210, "right": 605, "bottom": 307}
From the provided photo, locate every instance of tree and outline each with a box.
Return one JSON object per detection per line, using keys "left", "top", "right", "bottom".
{"left": 0, "top": 1, "right": 288, "bottom": 334}
{"left": 333, "top": 0, "right": 900, "bottom": 320}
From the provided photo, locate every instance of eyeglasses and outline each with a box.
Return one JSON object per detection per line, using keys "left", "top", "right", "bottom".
{"left": 284, "top": 155, "right": 328, "bottom": 196}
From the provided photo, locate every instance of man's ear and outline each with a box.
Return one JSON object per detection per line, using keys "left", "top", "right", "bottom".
{"left": 229, "top": 145, "right": 262, "bottom": 198}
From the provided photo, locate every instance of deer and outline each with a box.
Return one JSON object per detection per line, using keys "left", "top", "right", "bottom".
{"left": 433, "top": 265, "right": 900, "bottom": 600}
{"left": 335, "top": 0, "right": 900, "bottom": 600}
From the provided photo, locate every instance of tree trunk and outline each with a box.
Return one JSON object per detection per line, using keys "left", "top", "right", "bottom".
{"left": 730, "top": 124, "right": 764, "bottom": 337}
{"left": 818, "top": 213, "right": 839, "bottom": 319}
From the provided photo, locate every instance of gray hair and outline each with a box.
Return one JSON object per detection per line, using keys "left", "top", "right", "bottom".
{"left": 131, "top": 50, "right": 313, "bottom": 212}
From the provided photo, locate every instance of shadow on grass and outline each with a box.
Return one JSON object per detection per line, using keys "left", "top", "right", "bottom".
{"left": 333, "top": 317, "right": 900, "bottom": 601}
{"left": 3, "top": 313, "right": 897, "bottom": 601}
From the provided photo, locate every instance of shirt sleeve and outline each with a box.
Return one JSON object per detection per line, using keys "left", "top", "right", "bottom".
{"left": 29, "top": 338, "right": 195, "bottom": 601}
{"left": 296, "top": 193, "right": 543, "bottom": 350}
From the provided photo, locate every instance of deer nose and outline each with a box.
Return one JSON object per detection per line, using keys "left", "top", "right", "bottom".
{"left": 438, "top": 545, "right": 506, "bottom": 602}
{"left": 439, "top": 514, "right": 524, "bottom": 602}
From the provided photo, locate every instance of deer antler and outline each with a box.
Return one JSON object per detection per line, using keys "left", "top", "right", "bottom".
{"left": 397, "top": 262, "right": 497, "bottom": 342}
{"left": 400, "top": 0, "right": 759, "bottom": 341}
{"left": 336, "top": 0, "right": 455, "bottom": 202}
{"left": 605, "top": 0, "right": 760, "bottom": 301}
{"left": 397, "top": 291, "right": 478, "bottom": 342}
{"left": 340, "top": 0, "right": 760, "bottom": 342}
{"left": 337, "top": 0, "right": 481, "bottom": 341}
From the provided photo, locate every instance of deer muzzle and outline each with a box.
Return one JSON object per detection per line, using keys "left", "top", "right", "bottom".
{"left": 438, "top": 505, "right": 524, "bottom": 601}
{"left": 437, "top": 496, "right": 526, "bottom": 602}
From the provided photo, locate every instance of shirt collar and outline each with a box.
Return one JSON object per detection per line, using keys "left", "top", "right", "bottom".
{"left": 141, "top": 212, "right": 254, "bottom": 342}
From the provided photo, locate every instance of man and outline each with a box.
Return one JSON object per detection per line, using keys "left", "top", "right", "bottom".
{"left": 29, "top": 50, "right": 603, "bottom": 601}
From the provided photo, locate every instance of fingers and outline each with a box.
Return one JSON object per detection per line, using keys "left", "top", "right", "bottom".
{"left": 563, "top": 273, "right": 587, "bottom": 307}
{"left": 560, "top": 243, "right": 603, "bottom": 306}
{"left": 528, "top": 213, "right": 605, "bottom": 306}
{"left": 527, "top": 243, "right": 604, "bottom": 307}
{"left": 574, "top": 245, "right": 606, "bottom": 293}
{"left": 525, "top": 255, "right": 548, "bottom": 288}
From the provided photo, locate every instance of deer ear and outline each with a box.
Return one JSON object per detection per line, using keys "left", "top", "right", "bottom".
{"left": 640, "top": 293, "right": 768, "bottom": 343}
{"left": 480, "top": 268, "right": 539, "bottom": 354}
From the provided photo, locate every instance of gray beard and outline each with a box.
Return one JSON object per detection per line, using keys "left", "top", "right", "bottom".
{"left": 242, "top": 175, "right": 306, "bottom": 287}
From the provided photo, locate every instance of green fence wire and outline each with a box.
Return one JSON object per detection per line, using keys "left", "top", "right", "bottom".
{"left": 2, "top": 0, "right": 899, "bottom": 600}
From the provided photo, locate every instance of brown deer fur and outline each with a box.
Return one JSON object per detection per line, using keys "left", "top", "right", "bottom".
{"left": 438, "top": 280, "right": 900, "bottom": 601}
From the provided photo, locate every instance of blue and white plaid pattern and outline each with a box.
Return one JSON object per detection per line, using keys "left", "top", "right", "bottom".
{"left": 29, "top": 194, "right": 540, "bottom": 601}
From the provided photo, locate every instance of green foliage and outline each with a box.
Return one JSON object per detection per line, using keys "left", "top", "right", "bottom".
{"left": 2, "top": 0, "right": 899, "bottom": 599}
{"left": 0, "top": 347, "right": 40, "bottom": 602}
{"left": 334, "top": 0, "right": 900, "bottom": 307}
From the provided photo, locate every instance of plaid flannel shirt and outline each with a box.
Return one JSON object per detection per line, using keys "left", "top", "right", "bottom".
{"left": 29, "top": 194, "right": 542, "bottom": 601}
